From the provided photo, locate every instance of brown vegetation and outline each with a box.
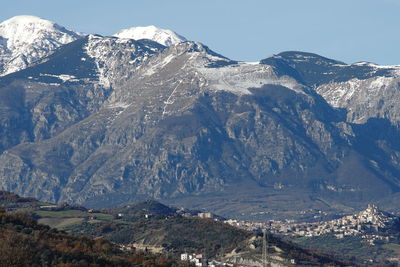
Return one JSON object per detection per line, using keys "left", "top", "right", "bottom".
{"left": 0, "top": 210, "right": 182, "bottom": 266}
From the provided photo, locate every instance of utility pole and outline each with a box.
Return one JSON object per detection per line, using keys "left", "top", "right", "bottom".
{"left": 262, "top": 229, "right": 268, "bottom": 267}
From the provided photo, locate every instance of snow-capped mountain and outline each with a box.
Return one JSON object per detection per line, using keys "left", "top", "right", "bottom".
{"left": 113, "top": 25, "right": 186, "bottom": 46}
{"left": 0, "top": 32, "right": 398, "bottom": 221}
{"left": 0, "top": 16, "right": 184, "bottom": 77}
{"left": 261, "top": 51, "right": 400, "bottom": 124}
{"left": 0, "top": 15, "right": 84, "bottom": 76}
{"left": 0, "top": 34, "right": 165, "bottom": 146}
{"left": 2, "top": 16, "right": 400, "bottom": 220}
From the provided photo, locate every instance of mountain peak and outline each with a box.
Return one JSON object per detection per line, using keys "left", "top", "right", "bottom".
{"left": 0, "top": 15, "right": 82, "bottom": 41}
{"left": 113, "top": 25, "right": 186, "bottom": 46}
{"left": 0, "top": 15, "right": 83, "bottom": 76}
{"left": 268, "top": 51, "right": 346, "bottom": 66}
{"left": 0, "top": 15, "right": 70, "bottom": 39}
{"left": 1, "top": 15, "right": 51, "bottom": 25}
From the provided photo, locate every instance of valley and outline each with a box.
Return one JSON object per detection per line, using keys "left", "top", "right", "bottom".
{"left": 0, "top": 191, "right": 360, "bottom": 266}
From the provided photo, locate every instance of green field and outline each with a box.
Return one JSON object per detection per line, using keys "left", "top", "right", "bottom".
{"left": 34, "top": 209, "right": 114, "bottom": 229}
{"left": 38, "top": 217, "right": 84, "bottom": 229}
{"left": 35, "top": 209, "right": 87, "bottom": 218}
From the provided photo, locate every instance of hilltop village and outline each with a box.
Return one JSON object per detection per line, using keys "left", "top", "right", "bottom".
{"left": 224, "top": 205, "right": 400, "bottom": 245}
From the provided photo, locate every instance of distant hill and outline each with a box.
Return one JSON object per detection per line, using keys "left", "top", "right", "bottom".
{"left": 0, "top": 190, "right": 37, "bottom": 203}
{"left": 0, "top": 209, "right": 180, "bottom": 266}
{"left": 107, "top": 200, "right": 178, "bottom": 217}
{"left": 69, "top": 215, "right": 252, "bottom": 257}
{"left": 0, "top": 190, "right": 45, "bottom": 210}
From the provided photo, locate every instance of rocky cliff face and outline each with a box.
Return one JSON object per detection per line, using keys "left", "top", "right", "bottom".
{"left": 0, "top": 37, "right": 400, "bottom": 218}
{"left": 0, "top": 35, "right": 163, "bottom": 151}
{"left": 261, "top": 51, "right": 400, "bottom": 125}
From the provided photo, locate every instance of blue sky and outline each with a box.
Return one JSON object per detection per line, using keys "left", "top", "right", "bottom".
{"left": 2, "top": 0, "right": 399, "bottom": 64}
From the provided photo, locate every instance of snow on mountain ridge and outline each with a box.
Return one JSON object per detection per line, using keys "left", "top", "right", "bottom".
{"left": 113, "top": 25, "right": 186, "bottom": 47}
{"left": 198, "top": 62, "right": 305, "bottom": 95}
{"left": 85, "top": 34, "right": 164, "bottom": 89}
{"left": 137, "top": 41, "right": 305, "bottom": 96}
{"left": 0, "top": 15, "right": 84, "bottom": 76}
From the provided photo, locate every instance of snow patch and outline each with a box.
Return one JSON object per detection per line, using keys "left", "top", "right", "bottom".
{"left": 113, "top": 25, "right": 186, "bottom": 46}
{"left": 351, "top": 61, "right": 400, "bottom": 76}
{"left": 197, "top": 62, "right": 304, "bottom": 95}
{"left": 162, "top": 80, "right": 182, "bottom": 118}
{"left": 84, "top": 35, "right": 113, "bottom": 88}
{"left": 242, "top": 61, "right": 259, "bottom": 65}
{"left": 39, "top": 73, "right": 78, "bottom": 82}
{"left": 144, "top": 54, "right": 175, "bottom": 76}
{"left": 58, "top": 74, "right": 77, "bottom": 82}
{"left": 107, "top": 102, "right": 130, "bottom": 109}
{"left": 317, "top": 76, "right": 395, "bottom": 108}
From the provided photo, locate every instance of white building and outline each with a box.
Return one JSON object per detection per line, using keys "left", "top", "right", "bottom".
{"left": 180, "top": 253, "right": 189, "bottom": 261}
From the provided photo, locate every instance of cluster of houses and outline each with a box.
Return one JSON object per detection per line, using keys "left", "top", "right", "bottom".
{"left": 180, "top": 253, "right": 226, "bottom": 267}
{"left": 118, "top": 244, "right": 136, "bottom": 251}
{"left": 224, "top": 204, "right": 399, "bottom": 245}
